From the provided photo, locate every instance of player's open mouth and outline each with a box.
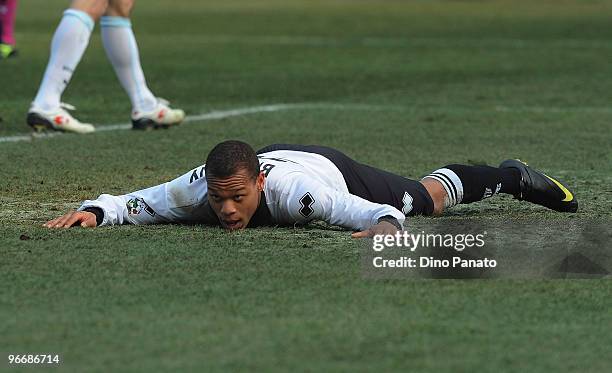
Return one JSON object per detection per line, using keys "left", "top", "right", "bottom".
{"left": 223, "top": 220, "right": 242, "bottom": 230}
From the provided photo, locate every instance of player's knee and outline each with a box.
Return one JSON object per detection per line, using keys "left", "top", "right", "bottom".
{"left": 420, "top": 179, "right": 446, "bottom": 215}
{"left": 70, "top": 0, "right": 109, "bottom": 20}
{"left": 106, "top": 0, "right": 134, "bottom": 17}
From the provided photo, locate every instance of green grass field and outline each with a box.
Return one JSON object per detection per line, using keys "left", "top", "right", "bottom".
{"left": 1, "top": 0, "right": 612, "bottom": 371}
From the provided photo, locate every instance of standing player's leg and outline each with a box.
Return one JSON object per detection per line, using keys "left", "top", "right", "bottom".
{"left": 0, "top": 0, "right": 18, "bottom": 59}
{"left": 27, "top": 0, "right": 107, "bottom": 134}
{"left": 102, "top": 0, "right": 184, "bottom": 130}
{"left": 421, "top": 160, "right": 578, "bottom": 215}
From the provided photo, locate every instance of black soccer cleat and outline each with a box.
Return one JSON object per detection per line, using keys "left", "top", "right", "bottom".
{"left": 499, "top": 159, "right": 578, "bottom": 213}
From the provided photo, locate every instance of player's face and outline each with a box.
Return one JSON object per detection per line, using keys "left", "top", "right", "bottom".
{"left": 207, "top": 170, "right": 265, "bottom": 230}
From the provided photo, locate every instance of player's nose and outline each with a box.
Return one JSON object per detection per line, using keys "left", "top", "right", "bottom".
{"left": 220, "top": 201, "right": 237, "bottom": 216}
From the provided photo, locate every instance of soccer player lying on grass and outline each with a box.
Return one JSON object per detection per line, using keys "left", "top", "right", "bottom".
{"left": 45, "top": 141, "right": 578, "bottom": 237}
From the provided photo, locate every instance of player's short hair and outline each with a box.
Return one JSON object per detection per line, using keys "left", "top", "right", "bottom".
{"left": 205, "top": 140, "right": 260, "bottom": 181}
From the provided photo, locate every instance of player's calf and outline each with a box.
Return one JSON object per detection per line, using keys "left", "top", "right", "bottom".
{"left": 420, "top": 178, "right": 447, "bottom": 215}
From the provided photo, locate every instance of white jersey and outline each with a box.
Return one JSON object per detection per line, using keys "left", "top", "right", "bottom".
{"left": 78, "top": 150, "right": 405, "bottom": 231}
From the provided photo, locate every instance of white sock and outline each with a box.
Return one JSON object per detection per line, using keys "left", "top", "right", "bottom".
{"left": 101, "top": 16, "right": 157, "bottom": 115}
{"left": 33, "top": 10, "right": 94, "bottom": 112}
{"left": 423, "top": 168, "right": 464, "bottom": 209}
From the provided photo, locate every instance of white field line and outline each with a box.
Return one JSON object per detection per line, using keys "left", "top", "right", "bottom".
{"left": 493, "top": 106, "right": 612, "bottom": 114}
{"left": 1, "top": 102, "right": 612, "bottom": 144}
{"left": 94, "top": 104, "right": 305, "bottom": 132}
{"left": 0, "top": 103, "right": 410, "bottom": 144}
{"left": 164, "top": 35, "right": 612, "bottom": 50}
{"left": 0, "top": 104, "right": 301, "bottom": 143}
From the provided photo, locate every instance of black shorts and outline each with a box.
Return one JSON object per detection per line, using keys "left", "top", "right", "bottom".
{"left": 257, "top": 144, "right": 434, "bottom": 216}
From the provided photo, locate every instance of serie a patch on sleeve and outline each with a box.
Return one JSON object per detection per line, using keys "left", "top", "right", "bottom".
{"left": 126, "top": 197, "right": 156, "bottom": 217}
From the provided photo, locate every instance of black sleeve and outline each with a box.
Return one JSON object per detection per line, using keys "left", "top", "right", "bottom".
{"left": 83, "top": 207, "right": 104, "bottom": 226}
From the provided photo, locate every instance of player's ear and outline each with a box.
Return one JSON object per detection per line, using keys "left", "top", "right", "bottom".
{"left": 256, "top": 172, "right": 265, "bottom": 192}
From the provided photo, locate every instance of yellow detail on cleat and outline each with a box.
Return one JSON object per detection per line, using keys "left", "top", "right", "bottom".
{"left": 545, "top": 175, "right": 574, "bottom": 202}
{"left": 0, "top": 44, "right": 14, "bottom": 58}
{"left": 32, "top": 124, "right": 47, "bottom": 132}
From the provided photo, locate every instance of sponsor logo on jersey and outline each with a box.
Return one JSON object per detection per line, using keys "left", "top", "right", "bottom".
{"left": 299, "top": 192, "right": 315, "bottom": 217}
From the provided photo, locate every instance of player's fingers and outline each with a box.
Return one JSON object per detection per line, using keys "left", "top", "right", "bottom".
{"left": 43, "top": 217, "right": 61, "bottom": 228}
{"left": 44, "top": 214, "right": 70, "bottom": 228}
{"left": 52, "top": 212, "right": 77, "bottom": 228}
{"left": 351, "top": 229, "right": 372, "bottom": 238}
{"left": 61, "top": 213, "right": 85, "bottom": 228}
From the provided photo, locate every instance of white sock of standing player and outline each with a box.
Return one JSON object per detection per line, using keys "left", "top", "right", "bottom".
{"left": 32, "top": 10, "right": 94, "bottom": 112}
{"left": 100, "top": 16, "right": 158, "bottom": 116}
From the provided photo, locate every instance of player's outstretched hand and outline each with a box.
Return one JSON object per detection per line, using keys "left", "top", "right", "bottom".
{"left": 44, "top": 210, "right": 98, "bottom": 229}
{"left": 351, "top": 221, "right": 399, "bottom": 238}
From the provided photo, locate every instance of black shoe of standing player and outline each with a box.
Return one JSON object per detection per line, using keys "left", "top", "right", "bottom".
{"left": 499, "top": 159, "right": 578, "bottom": 213}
